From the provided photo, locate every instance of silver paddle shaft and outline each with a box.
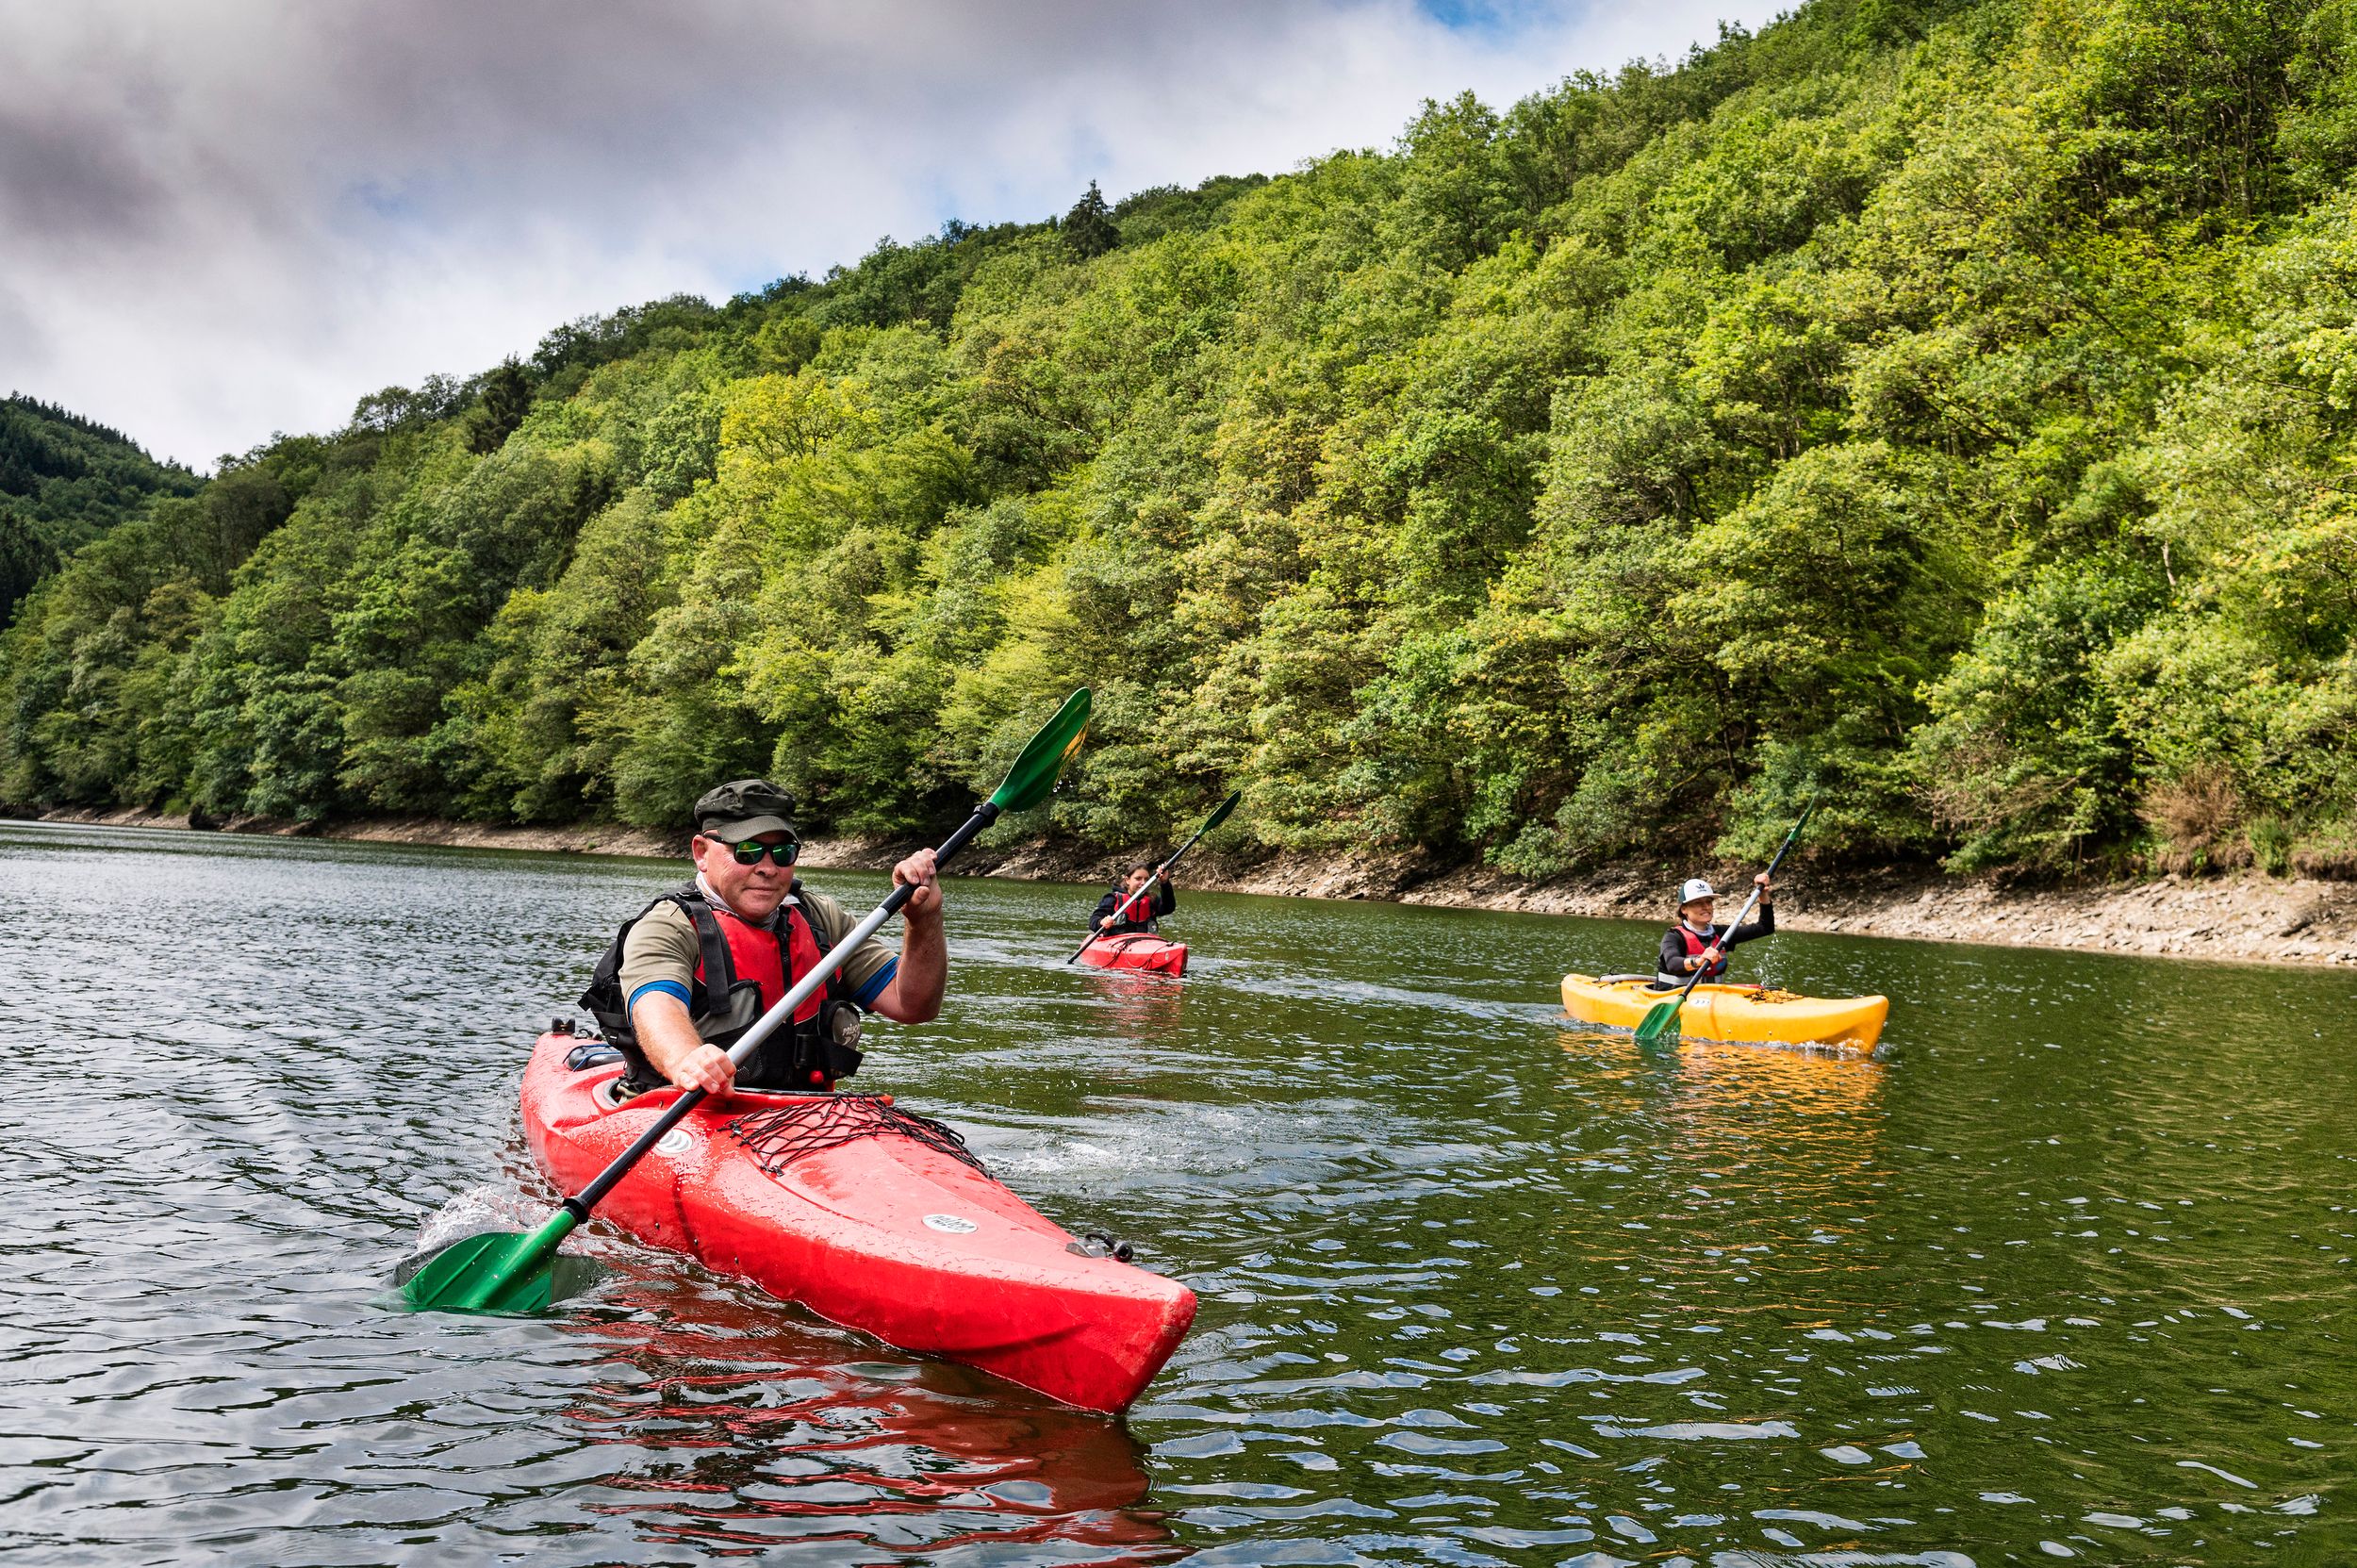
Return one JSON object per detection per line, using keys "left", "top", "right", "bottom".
{"left": 722, "top": 894, "right": 903, "bottom": 1067}
{"left": 1704, "top": 810, "right": 1810, "bottom": 963}
{"left": 1708, "top": 884, "right": 1767, "bottom": 960}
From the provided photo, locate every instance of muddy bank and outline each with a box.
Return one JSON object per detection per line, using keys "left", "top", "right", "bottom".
{"left": 17, "top": 803, "right": 2354, "bottom": 967}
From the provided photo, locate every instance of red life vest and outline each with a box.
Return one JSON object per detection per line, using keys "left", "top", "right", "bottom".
{"left": 579, "top": 881, "right": 862, "bottom": 1095}
{"left": 699, "top": 900, "right": 825, "bottom": 1028}
{"left": 1672, "top": 923, "right": 1727, "bottom": 981}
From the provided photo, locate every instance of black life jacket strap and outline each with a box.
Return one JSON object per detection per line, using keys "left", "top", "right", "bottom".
{"left": 675, "top": 889, "right": 735, "bottom": 1016}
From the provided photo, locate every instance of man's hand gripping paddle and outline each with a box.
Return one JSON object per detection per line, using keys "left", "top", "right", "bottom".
{"left": 1633, "top": 801, "right": 1815, "bottom": 1047}
{"left": 399, "top": 688, "right": 1094, "bottom": 1314}
{"left": 1068, "top": 790, "right": 1240, "bottom": 965}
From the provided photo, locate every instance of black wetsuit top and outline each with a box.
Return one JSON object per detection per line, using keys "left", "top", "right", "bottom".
{"left": 1656, "top": 904, "right": 1775, "bottom": 983}
{"left": 1091, "top": 879, "right": 1177, "bottom": 935}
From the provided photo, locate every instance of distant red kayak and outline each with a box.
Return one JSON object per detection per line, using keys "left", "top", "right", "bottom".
{"left": 519, "top": 1033, "right": 1195, "bottom": 1412}
{"left": 1076, "top": 933, "right": 1188, "bottom": 975}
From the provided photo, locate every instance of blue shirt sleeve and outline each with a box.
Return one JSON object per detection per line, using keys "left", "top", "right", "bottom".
{"left": 628, "top": 979, "right": 692, "bottom": 1015}
{"left": 852, "top": 957, "right": 898, "bottom": 1008}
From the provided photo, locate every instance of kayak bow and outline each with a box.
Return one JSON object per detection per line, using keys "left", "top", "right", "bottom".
{"left": 1075, "top": 933, "right": 1188, "bottom": 975}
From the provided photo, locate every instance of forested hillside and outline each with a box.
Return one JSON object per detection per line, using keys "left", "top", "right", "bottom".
{"left": 0, "top": 398, "right": 199, "bottom": 630}
{"left": 9, "top": 0, "right": 2357, "bottom": 880}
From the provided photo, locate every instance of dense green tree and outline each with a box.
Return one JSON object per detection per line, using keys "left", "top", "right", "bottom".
{"left": 13, "top": 0, "right": 2357, "bottom": 881}
{"left": 467, "top": 360, "right": 534, "bottom": 454}
{"left": 1062, "top": 181, "right": 1121, "bottom": 259}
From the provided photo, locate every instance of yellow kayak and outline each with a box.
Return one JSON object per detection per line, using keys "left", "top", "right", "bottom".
{"left": 1561, "top": 973, "right": 1888, "bottom": 1053}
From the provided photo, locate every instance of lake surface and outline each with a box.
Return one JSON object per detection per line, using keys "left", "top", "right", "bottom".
{"left": 3, "top": 820, "right": 2351, "bottom": 1566}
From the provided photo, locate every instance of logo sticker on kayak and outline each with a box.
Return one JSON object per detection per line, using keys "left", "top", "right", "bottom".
{"left": 923, "top": 1213, "right": 979, "bottom": 1234}
{"left": 656, "top": 1129, "right": 692, "bottom": 1156}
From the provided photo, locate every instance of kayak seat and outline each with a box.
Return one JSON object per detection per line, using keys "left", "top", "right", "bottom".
{"left": 565, "top": 1040, "right": 624, "bottom": 1071}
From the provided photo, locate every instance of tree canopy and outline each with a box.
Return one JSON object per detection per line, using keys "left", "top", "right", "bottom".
{"left": 10, "top": 0, "right": 2357, "bottom": 881}
{"left": 0, "top": 396, "right": 200, "bottom": 629}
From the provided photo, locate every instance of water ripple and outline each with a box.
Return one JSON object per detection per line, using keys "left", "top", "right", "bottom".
{"left": 3, "top": 821, "right": 2352, "bottom": 1563}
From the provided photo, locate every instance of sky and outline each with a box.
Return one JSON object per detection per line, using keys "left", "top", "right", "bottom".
{"left": 0, "top": 0, "right": 1779, "bottom": 470}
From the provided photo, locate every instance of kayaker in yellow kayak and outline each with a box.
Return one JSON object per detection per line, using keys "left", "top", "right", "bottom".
{"left": 1091, "top": 862, "right": 1176, "bottom": 936}
{"left": 1656, "top": 873, "right": 1775, "bottom": 988}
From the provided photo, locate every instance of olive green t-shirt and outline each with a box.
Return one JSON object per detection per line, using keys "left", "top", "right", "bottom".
{"left": 617, "top": 884, "right": 899, "bottom": 1022}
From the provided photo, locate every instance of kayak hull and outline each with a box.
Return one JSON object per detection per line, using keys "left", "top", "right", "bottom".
{"left": 1561, "top": 974, "right": 1887, "bottom": 1053}
{"left": 1077, "top": 933, "right": 1188, "bottom": 975}
{"left": 519, "top": 1033, "right": 1195, "bottom": 1412}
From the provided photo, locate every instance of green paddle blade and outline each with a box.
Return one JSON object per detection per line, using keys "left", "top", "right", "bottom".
{"left": 1633, "top": 998, "right": 1682, "bottom": 1045}
{"left": 400, "top": 1211, "right": 589, "bottom": 1313}
{"left": 989, "top": 688, "right": 1091, "bottom": 814}
{"left": 1200, "top": 789, "right": 1242, "bottom": 834}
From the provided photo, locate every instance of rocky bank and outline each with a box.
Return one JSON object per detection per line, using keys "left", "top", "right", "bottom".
{"left": 16, "top": 803, "right": 2353, "bottom": 967}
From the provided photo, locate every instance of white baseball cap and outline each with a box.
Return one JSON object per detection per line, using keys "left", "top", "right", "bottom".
{"left": 1678, "top": 878, "right": 1716, "bottom": 904}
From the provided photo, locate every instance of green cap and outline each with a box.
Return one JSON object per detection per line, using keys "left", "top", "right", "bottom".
{"left": 693, "top": 779, "right": 798, "bottom": 843}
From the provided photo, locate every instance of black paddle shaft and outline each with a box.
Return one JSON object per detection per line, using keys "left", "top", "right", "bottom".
{"left": 1072, "top": 793, "right": 1238, "bottom": 963}
{"left": 567, "top": 801, "right": 1001, "bottom": 1220}
{"left": 1659, "top": 803, "right": 1815, "bottom": 1012}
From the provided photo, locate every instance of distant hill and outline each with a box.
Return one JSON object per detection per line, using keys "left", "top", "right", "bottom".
{"left": 0, "top": 396, "right": 199, "bottom": 626}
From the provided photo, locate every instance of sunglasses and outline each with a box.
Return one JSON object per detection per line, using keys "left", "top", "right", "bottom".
{"left": 719, "top": 838, "right": 799, "bottom": 867}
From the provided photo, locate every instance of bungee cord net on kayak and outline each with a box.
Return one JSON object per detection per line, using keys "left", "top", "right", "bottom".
{"left": 722, "top": 1096, "right": 989, "bottom": 1178}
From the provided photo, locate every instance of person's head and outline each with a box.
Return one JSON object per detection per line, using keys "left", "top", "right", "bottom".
{"left": 1121, "top": 862, "right": 1154, "bottom": 894}
{"left": 691, "top": 779, "right": 800, "bottom": 919}
{"left": 1676, "top": 876, "right": 1716, "bottom": 926}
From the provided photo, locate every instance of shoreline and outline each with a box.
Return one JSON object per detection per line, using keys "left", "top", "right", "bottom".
{"left": 14, "top": 802, "right": 2355, "bottom": 968}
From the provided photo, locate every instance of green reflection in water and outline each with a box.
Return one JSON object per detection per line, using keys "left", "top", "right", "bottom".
{"left": 1, "top": 820, "right": 2350, "bottom": 1565}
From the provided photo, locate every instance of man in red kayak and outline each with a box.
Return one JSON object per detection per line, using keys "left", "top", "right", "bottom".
{"left": 581, "top": 779, "right": 946, "bottom": 1098}
{"left": 1655, "top": 873, "right": 1775, "bottom": 987}
{"left": 1091, "top": 862, "right": 1176, "bottom": 936}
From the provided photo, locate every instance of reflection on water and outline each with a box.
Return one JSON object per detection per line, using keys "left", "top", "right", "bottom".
{"left": 1559, "top": 1030, "right": 1889, "bottom": 1322}
{"left": 559, "top": 1285, "right": 1171, "bottom": 1561}
{"left": 3, "top": 819, "right": 2353, "bottom": 1565}
{"left": 1081, "top": 967, "right": 1187, "bottom": 1041}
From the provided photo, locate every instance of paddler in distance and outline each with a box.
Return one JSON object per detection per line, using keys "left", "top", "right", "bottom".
{"left": 1090, "top": 860, "right": 1176, "bottom": 936}
{"left": 578, "top": 779, "right": 946, "bottom": 1099}
{"left": 1656, "top": 873, "right": 1775, "bottom": 988}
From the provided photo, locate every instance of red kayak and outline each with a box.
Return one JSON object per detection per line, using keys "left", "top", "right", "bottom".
{"left": 1076, "top": 933, "right": 1188, "bottom": 975}
{"left": 519, "top": 1032, "right": 1195, "bottom": 1412}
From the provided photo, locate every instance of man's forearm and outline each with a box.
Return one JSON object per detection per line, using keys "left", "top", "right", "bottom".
{"left": 633, "top": 994, "right": 708, "bottom": 1081}
{"left": 879, "top": 912, "right": 947, "bottom": 1022}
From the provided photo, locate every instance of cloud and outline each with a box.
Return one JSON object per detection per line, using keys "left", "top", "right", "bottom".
{"left": 0, "top": 0, "right": 1780, "bottom": 468}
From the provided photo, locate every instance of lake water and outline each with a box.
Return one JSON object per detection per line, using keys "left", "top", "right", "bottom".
{"left": 3, "top": 819, "right": 2351, "bottom": 1565}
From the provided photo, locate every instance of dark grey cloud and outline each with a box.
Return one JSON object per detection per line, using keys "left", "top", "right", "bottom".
{"left": 0, "top": 0, "right": 1777, "bottom": 466}
{"left": 0, "top": 101, "right": 172, "bottom": 244}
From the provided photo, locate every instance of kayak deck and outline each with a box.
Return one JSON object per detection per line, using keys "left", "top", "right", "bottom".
{"left": 1077, "top": 933, "right": 1188, "bottom": 975}
{"left": 1561, "top": 974, "right": 1887, "bottom": 1053}
{"left": 519, "top": 1033, "right": 1195, "bottom": 1411}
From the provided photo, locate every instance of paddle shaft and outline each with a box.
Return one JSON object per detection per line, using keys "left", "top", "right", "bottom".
{"left": 1646, "top": 805, "right": 1814, "bottom": 1031}
{"left": 565, "top": 801, "right": 1001, "bottom": 1219}
{"left": 1072, "top": 825, "right": 1206, "bottom": 963}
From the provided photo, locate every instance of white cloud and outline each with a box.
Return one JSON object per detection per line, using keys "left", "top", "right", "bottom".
{"left": 0, "top": 0, "right": 1779, "bottom": 468}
